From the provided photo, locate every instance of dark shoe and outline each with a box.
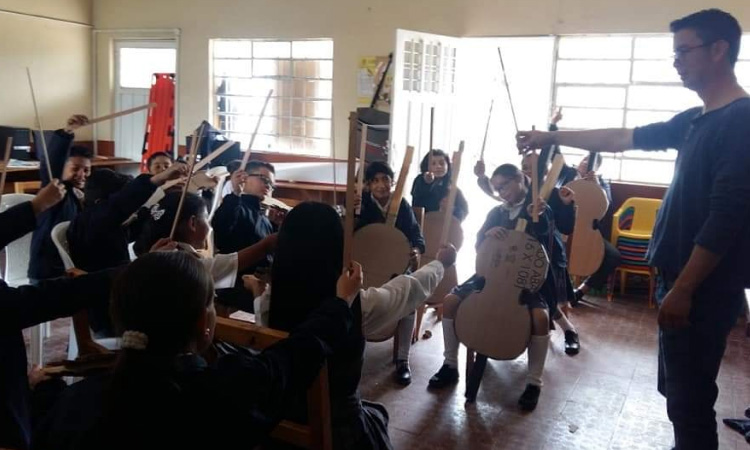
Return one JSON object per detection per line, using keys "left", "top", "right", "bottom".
{"left": 564, "top": 330, "right": 580, "bottom": 356}
{"left": 571, "top": 289, "right": 585, "bottom": 307}
{"left": 745, "top": 407, "right": 750, "bottom": 419}
{"left": 394, "top": 360, "right": 412, "bottom": 386}
{"left": 518, "top": 384, "right": 541, "bottom": 411}
{"left": 428, "top": 364, "right": 459, "bottom": 389}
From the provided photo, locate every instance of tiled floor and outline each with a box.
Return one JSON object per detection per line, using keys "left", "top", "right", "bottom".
{"left": 360, "top": 295, "right": 750, "bottom": 450}
{"left": 31, "top": 294, "right": 750, "bottom": 449}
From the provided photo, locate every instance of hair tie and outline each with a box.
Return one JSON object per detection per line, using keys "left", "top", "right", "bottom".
{"left": 121, "top": 330, "right": 149, "bottom": 350}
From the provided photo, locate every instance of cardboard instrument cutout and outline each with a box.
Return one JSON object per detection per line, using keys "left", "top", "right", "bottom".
{"left": 352, "top": 146, "right": 414, "bottom": 293}
{"left": 565, "top": 151, "right": 608, "bottom": 276}
{"left": 421, "top": 143, "right": 464, "bottom": 305}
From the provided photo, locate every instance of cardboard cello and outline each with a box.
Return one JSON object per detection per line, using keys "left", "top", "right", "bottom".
{"left": 351, "top": 146, "right": 414, "bottom": 291}
{"left": 565, "top": 151, "right": 609, "bottom": 276}
{"left": 455, "top": 145, "right": 563, "bottom": 361}
{"left": 414, "top": 143, "right": 465, "bottom": 339}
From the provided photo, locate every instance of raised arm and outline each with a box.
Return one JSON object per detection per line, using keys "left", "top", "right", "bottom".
{"left": 517, "top": 128, "right": 634, "bottom": 154}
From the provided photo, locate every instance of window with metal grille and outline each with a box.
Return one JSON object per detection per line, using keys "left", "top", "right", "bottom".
{"left": 552, "top": 34, "right": 750, "bottom": 184}
{"left": 401, "top": 38, "right": 456, "bottom": 94}
{"left": 211, "top": 39, "right": 333, "bottom": 157}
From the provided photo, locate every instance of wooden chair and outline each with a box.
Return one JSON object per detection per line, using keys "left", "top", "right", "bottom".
{"left": 14, "top": 181, "right": 41, "bottom": 194}
{"left": 411, "top": 206, "right": 443, "bottom": 341}
{"left": 214, "top": 317, "right": 332, "bottom": 450}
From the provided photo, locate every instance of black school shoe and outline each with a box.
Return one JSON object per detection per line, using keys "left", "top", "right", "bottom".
{"left": 428, "top": 364, "right": 459, "bottom": 389}
{"left": 564, "top": 330, "right": 580, "bottom": 355}
{"left": 571, "top": 289, "right": 585, "bottom": 307}
{"left": 518, "top": 384, "right": 541, "bottom": 411}
{"left": 394, "top": 360, "right": 412, "bottom": 386}
{"left": 745, "top": 407, "right": 750, "bottom": 418}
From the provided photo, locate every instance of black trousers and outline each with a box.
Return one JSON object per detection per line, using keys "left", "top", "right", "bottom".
{"left": 583, "top": 240, "right": 621, "bottom": 290}
{"left": 656, "top": 275, "right": 744, "bottom": 450}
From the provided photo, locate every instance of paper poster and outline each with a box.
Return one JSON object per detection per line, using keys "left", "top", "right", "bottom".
{"left": 357, "top": 56, "right": 393, "bottom": 111}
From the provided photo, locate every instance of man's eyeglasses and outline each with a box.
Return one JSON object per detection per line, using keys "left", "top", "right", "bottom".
{"left": 247, "top": 173, "right": 275, "bottom": 189}
{"left": 673, "top": 41, "right": 715, "bottom": 60}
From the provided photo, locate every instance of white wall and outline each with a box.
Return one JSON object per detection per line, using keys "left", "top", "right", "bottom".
{"left": 93, "top": 0, "right": 463, "bottom": 156}
{"left": 0, "top": 0, "right": 93, "bottom": 139}
{"left": 92, "top": 0, "right": 750, "bottom": 157}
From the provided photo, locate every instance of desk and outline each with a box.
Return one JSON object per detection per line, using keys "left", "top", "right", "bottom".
{"left": 272, "top": 161, "right": 350, "bottom": 205}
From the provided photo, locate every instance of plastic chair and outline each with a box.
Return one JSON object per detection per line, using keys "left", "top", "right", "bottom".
{"left": 1, "top": 194, "right": 46, "bottom": 366}
{"left": 50, "top": 222, "right": 120, "bottom": 359}
{"left": 607, "top": 198, "right": 662, "bottom": 307}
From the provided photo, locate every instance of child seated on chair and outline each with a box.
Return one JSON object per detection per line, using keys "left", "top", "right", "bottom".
{"left": 28, "top": 115, "right": 93, "bottom": 284}
{"left": 211, "top": 160, "right": 279, "bottom": 273}
{"left": 410, "top": 149, "right": 468, "bottom": 222}
{"left": 32, "top": 250, "right": 355, "bottom": 450}
{"left": 134, "top": 192, "right": 277, "bottom": 292}
{"left": 267, "top": 201, "right": 455, "bottom": 450}
{"left": 428, "top": 163, "right": 575, "bottom": 412}
{"left": 66, "top": 164, "right": 188, "bottom": 336}
{"left": 0, "top": 182, "right": 117, "bottom": 450}
{"left": 356, "top": 161, "right": 425, "bottom": 386}
{"left": 146, "top": 151, "right": 174, "bottom": 176}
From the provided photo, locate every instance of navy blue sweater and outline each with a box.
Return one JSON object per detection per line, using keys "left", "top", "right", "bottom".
{"left": 68, "top": 174, "right": 157, "bottom": 273}
{"left": 632, "top": 98, "right": 750, "bottom": 289}
{"left": 0, "top": 201, "right": 117, "bottom": 449}
{"left": 356, "top": 194, "right": 426, "bottom": 254}
{"left": 28, "top": 130, "right": 81, "bottom": 280}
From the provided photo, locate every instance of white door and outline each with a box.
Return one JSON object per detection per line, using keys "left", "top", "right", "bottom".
{"left": 391, "top": 29, "right": 461, "bottom": 182}
{"left": 114, "top": 40, "right": 177, "bottom": 161}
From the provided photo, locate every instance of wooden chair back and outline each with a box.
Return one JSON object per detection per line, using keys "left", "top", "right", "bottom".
{"left": 214, "top": 317, "right": 332, "bottom": 450}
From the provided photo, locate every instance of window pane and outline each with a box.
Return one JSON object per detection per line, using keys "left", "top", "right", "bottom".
{"left": 119, "top": 48, "right": 176, "bottom": 89}
{"left": 633, "top": 36, "right": 673, "bottom": 59}
{"left": 620, "top": 158, "right": 674, "bottom": 184}
{"left": 212, "top": 38, "right": 335, "bottom": 156}
{"left": 556, "top": 86, "right": 626, "bottom": 108}
{"left": 253, "top": 41, "right": 291, "bottom": 58}
{"left": 561, "top": 107, "right": 624, "bottom": 128}
{"left": 558, "top": 36, "right": 632, "bottom": 59}
{"left": 252, "top": 59, "right": 291, "bottom": 77}
{"left": 556, "top": 60, "right": 631, "bottom": 84}
{"left": 292, "top": 40, "right": 333, "bottom": 59}
{"left": 213, "top": 40, "right": 251, "bottom": 59}
{"left": 627, "top": 86, "right": 700, "bottom": 111}
{"left": 735, "top": 61, "right": 750, "bottom": 86}
{"left": 214, "top": 59, "right": 252, "bottom": 78}
{"left": 632, "top": 60, "right": 680, "bottom": 83}
{"left": 626, "top": 110, "right": 678, "bottom": 128}
{"left": 740, "top": 36, "right": 750, "bottom": 60}
{"left": 306, "top": 119, "right": 331, "bottom": 139}
{"left": 625, "top": 149, "right": 678, "bottom": 161}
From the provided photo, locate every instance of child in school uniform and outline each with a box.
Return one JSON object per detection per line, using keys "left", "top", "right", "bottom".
{"left": 0, "top": 182, "right": 119, "bottom": 450}
{"left": 520, "top": 152, "right": 582, "bottom": 355}
{"left": 428, "top": 163, "right": 575, "bottom": 411}
{"left": 32, "top": 250, "right": 354, "bottom": 450}
{"left": 356, "top": 161, "right": 425, "bottom": 386}
{"left": 28, "top": 115, "right": 92, "bottom": 283}
{"left": 411, "top": 149, "right": 469, "bottom": 222}
{"left": 66, "top": 163, "right": 188, "bottom": 335}
{"left": 212, "top": 160, "right": 278, "bottom": 274}
{"left": 134, "top": 192, "right": 277, "bottom": 291}
{"left": 268, "top": 202, "right": 456, "bottom": 450}
{"left": 146, "top": 151, "right": 174, "bottom": 176}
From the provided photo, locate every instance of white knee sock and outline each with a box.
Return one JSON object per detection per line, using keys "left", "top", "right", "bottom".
{"left": 396, "top": 312, "right": 415, "bottom": 362}
{"left": 527, "top": 334, "right": 551, "bottom": 387}
{"left": 555, "top": 312, "right": 577, "bottom": 333}
{"left": 442, "top": 318, "right": 459, "bottom": 368}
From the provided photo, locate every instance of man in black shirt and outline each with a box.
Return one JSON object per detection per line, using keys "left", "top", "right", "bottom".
{"left": 516, "top": 9, "right": 750, "bottom": 450}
